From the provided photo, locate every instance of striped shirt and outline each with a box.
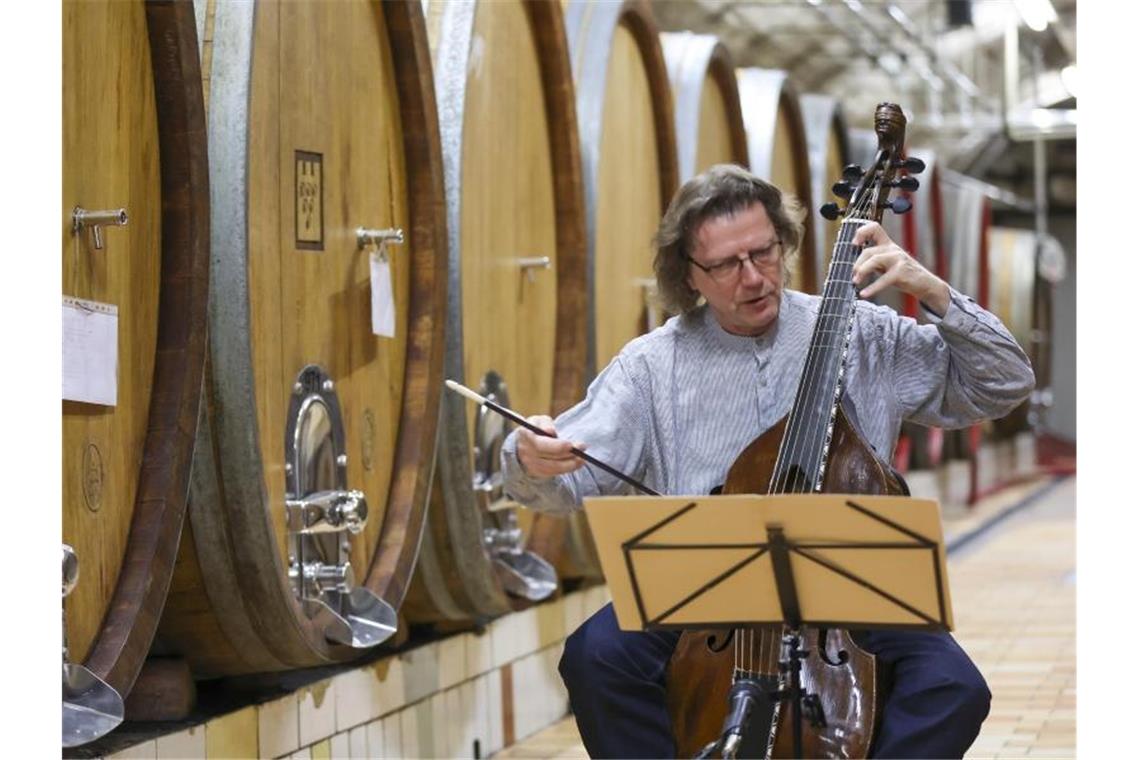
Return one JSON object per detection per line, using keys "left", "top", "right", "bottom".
{"left": 501, "top": 288, "right": 1035, "bottom": 513}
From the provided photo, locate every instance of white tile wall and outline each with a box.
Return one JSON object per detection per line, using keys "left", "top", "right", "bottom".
{"left": 398, "top": 702, "right": 420, "bottom": 757}
{"left": 439, "top": 633, "right": 468, "bottom": 691}
{"left": 465, "top": 628, "right": 493, "bottom": 679}
{"left": 258, "top": 692, "right": 300, "bottom": 759}
{"left": 347, "top": 724, "right": 369, "bottom": 759}
{"left": 382, "top": 711, "right": 404, "bottom": 758}
{"left": 298, "top": 681, "right": 337, "bottom": 748}
{"left": 940, "top": 459, "right": 972, "bottom": 507}
{"left": 155, "top": 725, "right": 205, "bottom": 759}
{"left": 374, "top": 655, "right": 407, "bottom": 715}
{"left": 327, "top": 730, "right": 348, "bottom": 758}
{"left": 1015, "top": 431, "right": 1037, "bottom": 475}
{"left": 491, "top": 606, "right": 540, "bottom": 668}
{"left": 131, "top": 588, "right": 606, "bottom": 760}
{"left": 400, "top": 641, "right": 442, "bottom": 704}
{"left": 562, "top": 589, "right": 587, "bottom": 637}
{"left": 106, "top": 739, "right": 158, "bottom": 759}
{"left": 510, "top": 645, "right": 570, "bottom": 743}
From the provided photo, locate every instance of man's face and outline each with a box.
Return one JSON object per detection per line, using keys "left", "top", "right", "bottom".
{"left": 688, "top": 203, "right": 784, "bottom": 336}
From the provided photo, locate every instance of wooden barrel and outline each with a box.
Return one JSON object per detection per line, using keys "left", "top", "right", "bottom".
{"left": 544, "top": 0, "right": 677, "bottom": 583}
{"left": 156, "top": 0, "right": 447, "bottom": 677}
{"left": 939, "top": 177, "right": 991, "bottom": 464}
{"left": 736, "top": 69, "right": 818, "bottom": 293}
{"left": 799, "top": 93, "right": 850, "bottom": 290}
{"left": 403, "top": 0, "right": 587, "bottom": 624}
{"left": 63, "top": 0, "right": 209, "bottom": 708}
{"left": 660, "top": 32, "right": 749, "bottom": 182}
{"left": 986, "top": 226, "right": 1037, "bottom": 439}
{"left": 566, "top": 0, "right": 678, "bottom": 380}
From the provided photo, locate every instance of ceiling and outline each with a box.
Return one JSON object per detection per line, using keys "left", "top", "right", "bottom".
{"left": 650, "top": 0, "right": 1077, "bottom": 211}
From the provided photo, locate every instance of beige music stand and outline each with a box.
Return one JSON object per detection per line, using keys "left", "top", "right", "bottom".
{"left": 584, "top": 493, "right": 953, "bottom": 758}
{"left": 583, "top": 493, "right": 953, "bottom": 634}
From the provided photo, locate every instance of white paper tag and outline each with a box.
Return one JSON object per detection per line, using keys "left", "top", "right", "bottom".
{"left": 370, "top": 251, "right": 396, "bottom": 338}
{"left": 63, "top": 296, "right": 118, "bottom": 406}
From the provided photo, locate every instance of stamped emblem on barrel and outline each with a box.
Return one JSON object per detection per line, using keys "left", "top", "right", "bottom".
{"left": 83, "top": 443, "right": 104, "bottom": 512}
{"left": 295, "top": 150, "right": 324, "bottom": 250}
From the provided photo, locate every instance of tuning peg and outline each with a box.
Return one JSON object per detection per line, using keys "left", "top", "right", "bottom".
{"left": 831, "top": 181, "right": 853, "bottom": 199}
{"left": 882, "top": 197, "right": 912, "bottom": 214}
{"left": 820, "top": 202, "right": 842, "bottom": 221}
{"left": 892, "top": 176, "right": 920, "bottom": 192}
{"left": 894, "top": 156, "right": 925, "bottom": 174}
{"left": 842, "top": 164, "right": 863, "bottom": 181}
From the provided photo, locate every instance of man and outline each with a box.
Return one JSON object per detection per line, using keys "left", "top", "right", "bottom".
{"left": 501, "top": 164, "right": 1035, "bottom": 758}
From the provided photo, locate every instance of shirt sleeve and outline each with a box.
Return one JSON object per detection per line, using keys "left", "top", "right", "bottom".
{"left": 500, "top": 354, "right": 652, "bottom": 514}
{"left": 887, "top": 287, "right": 1036, "bottom": 428}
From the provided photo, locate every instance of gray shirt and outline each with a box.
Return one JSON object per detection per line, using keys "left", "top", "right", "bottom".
{"left": 501, "top": 288, "right": 1035, "bottom": 513}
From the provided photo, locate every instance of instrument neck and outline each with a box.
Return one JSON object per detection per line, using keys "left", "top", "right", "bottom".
{"left": 770, "top": 216, "right": 871, "bottom": 494}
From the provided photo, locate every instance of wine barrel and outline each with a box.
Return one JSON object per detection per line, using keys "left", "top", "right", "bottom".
{"left": 939, "top": 176, "right": 992, "bottom": 465}
{"left": 986, "top": 226, "right": 1037, "bottom": 438}
{"left": 660, "top": 31, "right": 749, "bottom": 182}
{"left": 541, "top": 0, "right": 678, "bottom": 583}
{"left": 403, "top": 0, "right": 587, "bottom": 624}
{"left": 156, "top": 0, "right": 447, "bottom": 677}
{"left": 799, "top": 94, "right": 850, "bottom": 285}
{"left": 62, "top": 0, "right": 208, "bottom": 742}
{"left": 735, "top": 70, "right": 817, "bottom": 292}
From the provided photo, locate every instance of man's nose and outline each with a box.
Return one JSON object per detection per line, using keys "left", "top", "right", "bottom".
{"left": 739, "top": 256, "right": 766, "bottom": 286}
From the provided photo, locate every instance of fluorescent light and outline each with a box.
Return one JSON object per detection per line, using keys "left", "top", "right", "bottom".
{"left": 1013, "top": 0, "right": 1058, "bottom": 32}
{"left": 1061, "top": 65, "right": 1077, "bottom": 98}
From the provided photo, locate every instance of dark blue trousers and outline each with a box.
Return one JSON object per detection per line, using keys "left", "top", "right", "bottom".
{"left": 559, "top": 603, "right": 990, "bottom": 759}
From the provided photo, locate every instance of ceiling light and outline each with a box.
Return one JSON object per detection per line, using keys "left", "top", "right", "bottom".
{"left": 1012, "top": 0, "right": 1058, "bottom": 32}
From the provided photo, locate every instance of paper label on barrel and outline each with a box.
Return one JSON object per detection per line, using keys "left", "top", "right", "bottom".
{"left": 62, "top": 296, "right": 118, "bottom": 406}
{"left": 370, "top": 253, "right": 396, "bottom": 338}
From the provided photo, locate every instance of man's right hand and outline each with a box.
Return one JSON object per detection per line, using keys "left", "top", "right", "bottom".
{"left": 515, "top": 415, "right": 587, "bottom": 478}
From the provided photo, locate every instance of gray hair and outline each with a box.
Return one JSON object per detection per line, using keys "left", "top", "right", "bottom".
{"left": 653, "top": 163, "right": 805, "bottom": 314}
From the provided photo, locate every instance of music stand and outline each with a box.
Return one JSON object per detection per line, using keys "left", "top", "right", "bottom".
{"left": 583, "top": 493, "right": 953, "bottom": 758}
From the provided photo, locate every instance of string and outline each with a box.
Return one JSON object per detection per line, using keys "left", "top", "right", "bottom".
{"left": 770, "top": 153, "right": 884, "bottom": 496}
{"left": 737, "top": 151, "right": 888, "bottom": 682}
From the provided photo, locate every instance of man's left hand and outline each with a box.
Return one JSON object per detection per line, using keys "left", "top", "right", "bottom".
{"left": 851, "top": 221, "right": 950, "bottom": 317}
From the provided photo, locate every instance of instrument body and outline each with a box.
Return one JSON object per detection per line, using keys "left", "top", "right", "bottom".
{"left": 667, "top": 407, "right": 903, "bottom": 757}
{"left": 665, "top": 103, "right": 917, "bottom": 758}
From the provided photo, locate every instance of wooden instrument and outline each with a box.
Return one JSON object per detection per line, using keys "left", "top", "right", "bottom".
{"left": 666, "top": 103, "right": 921, "bottom": 758}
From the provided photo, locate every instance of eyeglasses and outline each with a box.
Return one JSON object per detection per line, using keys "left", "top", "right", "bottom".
{"left": 687, "top": 241, "right": 782, "bottom": 283}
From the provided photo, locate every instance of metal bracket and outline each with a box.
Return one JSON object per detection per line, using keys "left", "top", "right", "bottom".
{"left": 284, "top": 365, "right": 396, "bottom": 649}
{"left": 62, "top": 544, "right": 124, "bottom": 747}
{"left": 72, "top": 207, "right": 128, "bottom": 250}
{"left": 356, "top": 227, "right": 404, "bottom": 262}
{"left": 471, "top": 371, "right": 558, "bottom": 601}
{"left": 518, "top": 256, "right": 551, "bottom": 283}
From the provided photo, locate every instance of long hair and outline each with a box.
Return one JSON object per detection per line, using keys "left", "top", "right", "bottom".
{"left": 653, "top": 164, "right": 805, "bottom": 314}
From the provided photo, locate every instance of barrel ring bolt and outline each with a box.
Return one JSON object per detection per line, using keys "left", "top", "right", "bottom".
{"left": 518, "top": 256, "right": 551, "bottom": 283}
{"left": 72, "top": 207, "right": 128, "bottom": 250}
{"left": 356, "top": 227, "right": 404, "bottom": 262}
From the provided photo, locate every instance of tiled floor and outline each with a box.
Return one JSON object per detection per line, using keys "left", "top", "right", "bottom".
{"left": 495, "top": 476, "right": 1076, "bottom": 759}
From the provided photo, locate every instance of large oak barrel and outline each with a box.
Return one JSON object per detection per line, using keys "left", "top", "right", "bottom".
{"left": 544, "top": 0, "right": 678, "bottom": 582}
{"left": 660, "top": 32, "right": 749, "bottom": 182}
{"left": 156, "top": 0, "right": 447, "bottom": 677}
{"left": 939, "top": 176, "right": 992, "bottom": 467}
{"left": 800, "top": 94, "right": 850, "bottom": 285}
{"left": 986, "top": 226, "right": 1038, "bottom": 438}
{"left": 62, "top": 0, "right": 209, "bottom": 741}
{"left": 403, "top": 0, "right": 588, "bottom": 624}
{"left": 736, "top": 69, "right": 818, "bottom": 293}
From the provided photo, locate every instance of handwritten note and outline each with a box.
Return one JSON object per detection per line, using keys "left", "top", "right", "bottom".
{"left": 63, "top": 296, "right": 118, "bottom": 406}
